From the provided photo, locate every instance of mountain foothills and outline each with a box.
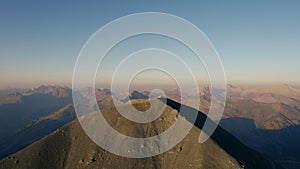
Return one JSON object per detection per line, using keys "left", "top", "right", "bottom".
{"left": 0, "top": 98, "right": 282, "bottom": 169}
{"left": 0, "top": 84, "right": 299, "bottom": 168}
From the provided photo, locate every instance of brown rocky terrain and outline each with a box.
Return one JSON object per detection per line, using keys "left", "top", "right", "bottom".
{"left": 0, "top": 98, "right": 282, "bottom": 169}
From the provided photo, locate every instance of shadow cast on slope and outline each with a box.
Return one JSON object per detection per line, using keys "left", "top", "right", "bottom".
{"left": 220, "top": 117, "right": 300, "bottom": 169}
{"left": 159, "top": 98, "right": 284, "bottom": 169}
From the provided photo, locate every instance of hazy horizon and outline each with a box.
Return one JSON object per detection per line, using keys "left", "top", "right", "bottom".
{"left": 1, "top": 81, "right": 300, "bottom": 91}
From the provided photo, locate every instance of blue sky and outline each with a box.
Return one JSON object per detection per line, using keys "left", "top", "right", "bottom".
{"left": 1, "top": 0, "right": 300, "bottom": 88}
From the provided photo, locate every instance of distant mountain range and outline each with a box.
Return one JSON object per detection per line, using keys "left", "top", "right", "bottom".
{"left": 227, "top": 84, "right": 300, "bottom": 108}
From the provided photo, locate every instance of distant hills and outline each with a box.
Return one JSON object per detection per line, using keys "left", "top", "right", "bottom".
{"left": 227, "top": 84, "right": 300, "bottom": 109}
{"left": 0, "top": 85, "right": 72, "bottom": 105}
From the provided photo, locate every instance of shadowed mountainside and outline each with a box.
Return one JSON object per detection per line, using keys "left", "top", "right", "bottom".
{"left": 220, "top": 117, "right": 300, "bottom": 169}
{"left": 0, "top": 86, "right": 115, "bottom": 160}
{"left": 0, "top": 87, "right": 73, "bottom": 142}
{"left": 0, "top": 104, "right": 76, "bottom": 159}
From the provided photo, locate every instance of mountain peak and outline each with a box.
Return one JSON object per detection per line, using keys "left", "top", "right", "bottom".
{"left": 32, "top": 85, "right": 71, "bottom": 98}
{"left": 129, "top": 90, "right": 149, "bottom": 100}
{"left": 0, "top": 98, "right": 283, "bottom": 169}
{"left": 278, "top": 83, "right": 292, "bottom": 90}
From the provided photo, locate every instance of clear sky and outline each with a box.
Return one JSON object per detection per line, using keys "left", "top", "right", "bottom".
{"left": 1, "top": 0, "right": 300, "bottom": 89}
